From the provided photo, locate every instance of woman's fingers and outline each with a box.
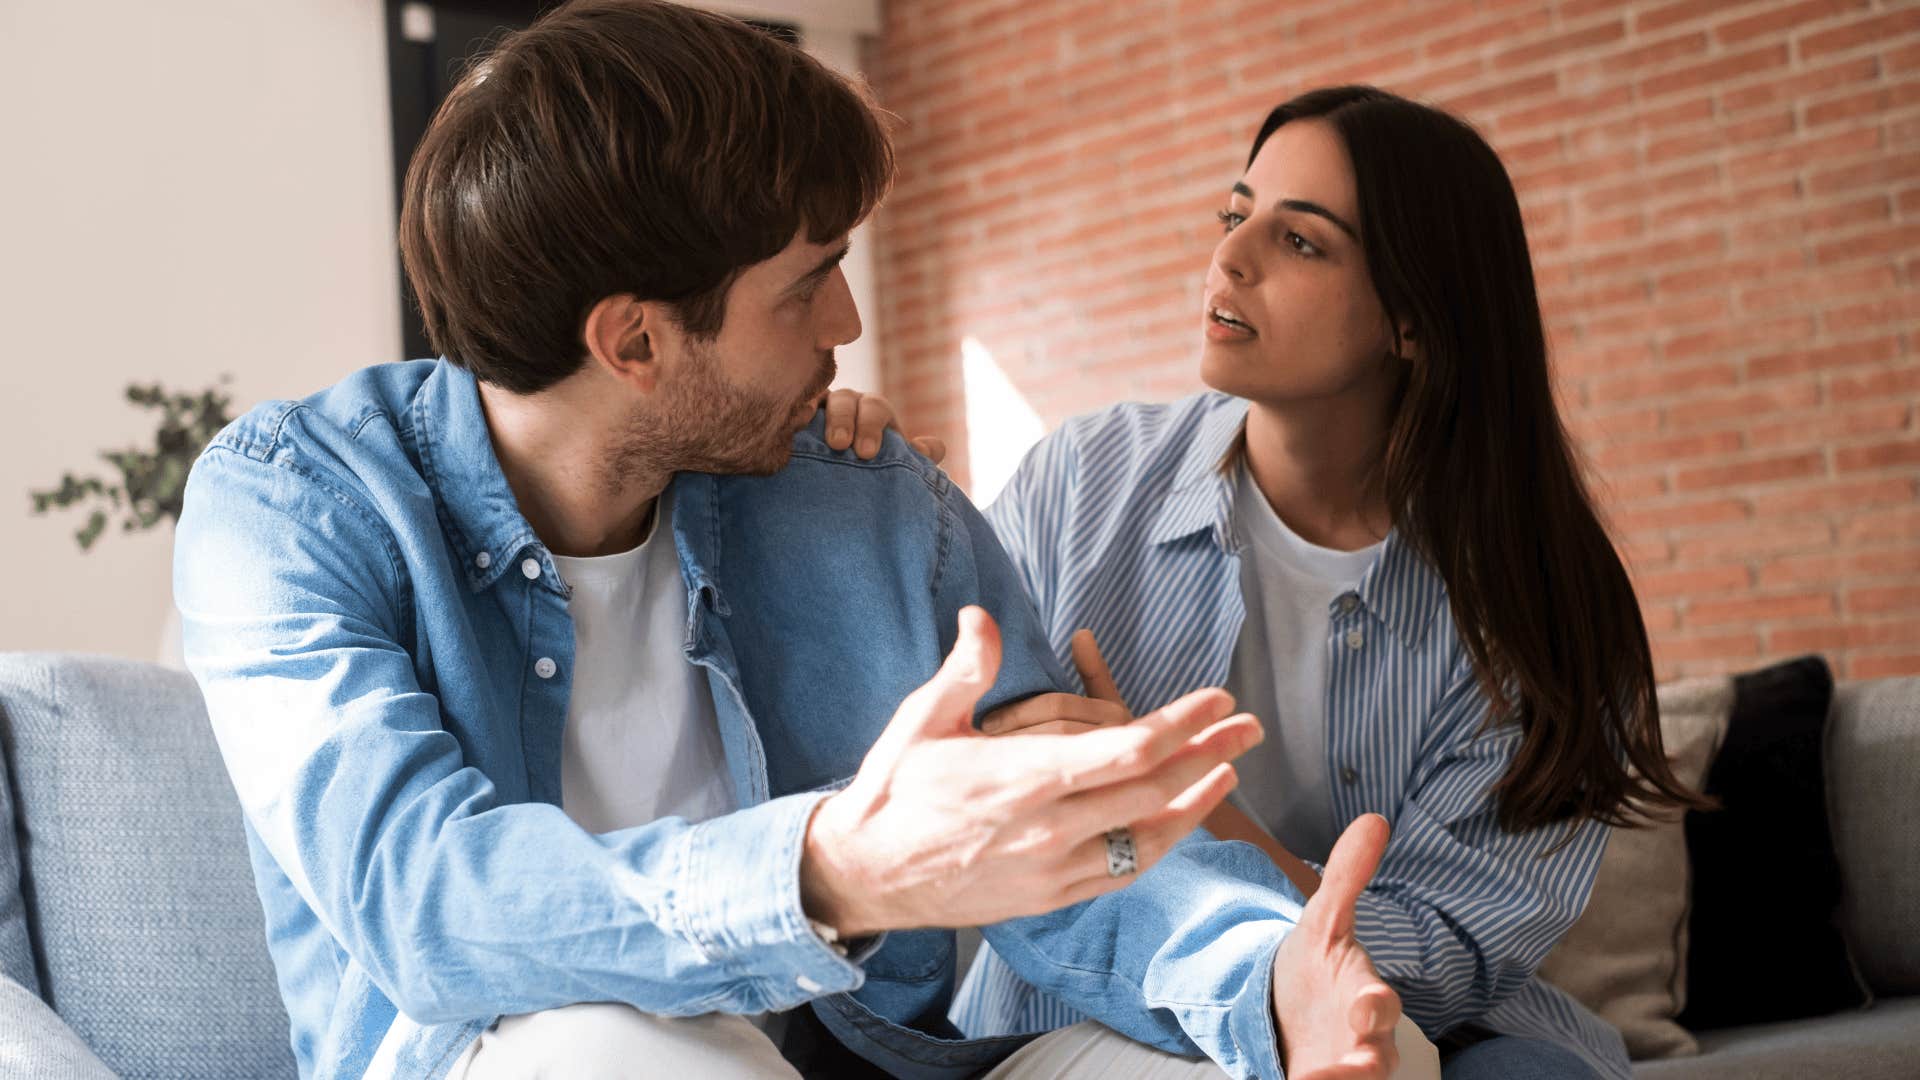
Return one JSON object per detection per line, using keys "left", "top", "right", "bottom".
{"left": 1070, "top": 629, "right": 1127, "bottom": 707}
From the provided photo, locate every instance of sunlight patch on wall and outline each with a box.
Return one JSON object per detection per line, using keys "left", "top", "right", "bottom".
{"left": 961, "top": 336, "right": 1044, "bottom": 508}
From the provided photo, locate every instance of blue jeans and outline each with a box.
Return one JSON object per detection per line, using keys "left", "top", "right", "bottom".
{"left": 1443, "top": 1036, "right": 1605, "bottom": 1080}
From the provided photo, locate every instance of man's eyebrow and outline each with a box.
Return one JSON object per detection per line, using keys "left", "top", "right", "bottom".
{"left": 1230, "top": 182, "right": 1359, "bottom": 242}
{"left": 789, "top": 243, "right": 851, "bottom": 293}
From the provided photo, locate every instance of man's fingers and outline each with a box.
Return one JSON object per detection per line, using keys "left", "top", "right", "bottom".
{"left": 1054, "top": 760, "right": 1242, "bottom": 898}
{"left": 1049, "top": 717, "right": 1258, "bottom": 840}
{"left": 1349, "top": 984, "right": 1400, "bottom": 1039}
{"left": 1011, "top": 687, "right": 1242, "bottom": 793}
{"left": 1306, "top": 813, "right": 1390, "bottom": 940}
{"left": 890, "top": 606, "right": 1003, "bottom": 741}
{"left": 1070, "top": 629, "right": 1127, "bottom": 707}
{"left": 823, "top": 388, "right": 860, "bottom": 449}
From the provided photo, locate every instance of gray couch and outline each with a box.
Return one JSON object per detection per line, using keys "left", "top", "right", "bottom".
{"left": 1, "top": 652, "right": 1914, "bottom": 1078}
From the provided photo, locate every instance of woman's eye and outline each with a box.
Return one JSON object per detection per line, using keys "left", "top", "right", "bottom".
{"left": 1215, "top": 209, "right": 1245, "bottom": 233}
{"left": 1287, "top": 231, "right": 1320, "bottom": 257}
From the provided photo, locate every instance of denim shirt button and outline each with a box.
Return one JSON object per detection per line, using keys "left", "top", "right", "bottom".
{"left": 474, "top": 551, "right": 491, "bottom": 570}
{"left": 534, "top": 657, "right": 557, "bottom": 679}
{"left": 521, "top": 557, "right": 541, "bottom": 580}
{"left": 795, "top": 974, "right": 824, "bottom": 994}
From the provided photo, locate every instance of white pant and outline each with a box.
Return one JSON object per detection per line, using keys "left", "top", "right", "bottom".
{"left": 449, "top": 1004, "right": 1440, "bottom": 1080}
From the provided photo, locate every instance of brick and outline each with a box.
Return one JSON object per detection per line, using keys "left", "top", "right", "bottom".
{"left": 1725, "top": 126, "right": 1881, "bottom": 179}
{"left": 1772, "top": 618, "right": 1920, "bottom": 653}
{"left": 1427, "top": 7, "right": 1556, "bottom": 59}
{"left": 1640, "top": 44, "right": 1790, "bottom": 100}
{"left": 1750, "top": 402, "right": 1912, "bottom": 449}
{"left": 1674, "top": 451, "right": 1828, "bottom": 492}
{"left": 1666, "top": 315, "right": 1816, "bottom": 361}
{"left": 1824, "top": 292, "right": 1920, "bottom": 336}
{"left": 1799, "top": 8, "right": 1920, "bottom": 61}
{"left": 1597, "top": 429, "right": 1744, "bottom": 469}
{"left": 1837, "top": 439, "right": 1920, "bottom": 473}
{"left": 1721, "top": 56, "right": 1878, "bottom": 112}
{"left": 1611, "top": 497, "right": 1753, "bottom": 532}
{"left": 1687, "top": 590, "right": 1836, "bottom": 626}
{"left": 1809, "top": 152, "right": 1920, "bottom": 197}
{"left": 1848, "top": 584, "right": 1920, "bottom": 615}
{"left": 1753, "top": 476, "right": 1918, "bottom": 517}
{"left": 1748, "top": 335, "right": 1903, "bottom": 380}
{"left": 1714, "top": 0, "right": 1869, "bottom": 45}
{"left": 1636, "top": 563, "right": 1753, "bottom": 600}
{"left": 1657, "top": 631, "right": 1761, "bottom": 663}
{"left": 1738, "top": 263, "right": 1898, "bottom": 311}
{"left": 1667, "top": 382, "right": 1824, "bottom": 430}
{"left": 1497, "top": 85, "right": 1635, "bottom": 132}
{"left": 1493, "top": 20, "right": 1627, "bottom": 71}
{"left": 1816, "top": 224, "right": 1920, "bottom": 266}
{"left": 1590, "top": 362, "right": 1740, "bottom": 406}
{"left": 1595, "top": 31, "right": 1711, "bottom": 75}
{"left": 1850, "top": 653, "right": 1920, "bottom": 679}
{"left": 1637, "top": 0, "right": 1751, "bottom": 34}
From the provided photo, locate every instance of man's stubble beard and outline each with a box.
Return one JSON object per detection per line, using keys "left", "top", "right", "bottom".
{"left": 602, "top": 343, "right": 837, "bottom": 495}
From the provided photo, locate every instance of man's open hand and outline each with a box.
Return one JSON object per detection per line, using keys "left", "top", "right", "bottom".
{"left": 800, "top": 607, "right": 1263, "bottom": 937}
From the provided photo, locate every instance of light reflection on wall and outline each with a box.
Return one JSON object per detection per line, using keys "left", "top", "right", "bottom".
{"left": 961, "top": 336, "right": 1044, "bottom": 508}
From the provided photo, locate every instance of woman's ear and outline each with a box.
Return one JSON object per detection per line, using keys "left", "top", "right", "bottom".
{"left": 1392, "top": 322, "right": 1420, "bottom": 363}
{"left": 582, "top": 294, "right": 660, "bottom": 391}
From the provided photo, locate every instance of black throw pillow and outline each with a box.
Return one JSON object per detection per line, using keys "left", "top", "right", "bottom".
{"left": 1678, "top": 655, "right": 1871, "bottom": 1030}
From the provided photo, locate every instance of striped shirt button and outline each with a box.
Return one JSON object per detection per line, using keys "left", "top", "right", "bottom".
{"left": 1345, "top": 628, "right": 1365, "bottom": 650}
{"left": 1337, "top": 593, "right": 1360, "bottom": 614}
{"left": 1340, "top": 765, "right": 1359, "bottom": 786}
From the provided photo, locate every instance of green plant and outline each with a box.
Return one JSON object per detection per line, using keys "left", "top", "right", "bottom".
{"left": 30, "top": 380, "right": 235, "bottom": 551}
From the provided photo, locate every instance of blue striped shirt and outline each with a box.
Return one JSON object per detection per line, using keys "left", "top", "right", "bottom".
{"left": 949, "top": 391, "right": 1631, "bottom": 1079}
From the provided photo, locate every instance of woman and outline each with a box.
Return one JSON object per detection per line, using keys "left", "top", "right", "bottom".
{"left": 941, "top": 86, "right": 1708, "bottom": 1080}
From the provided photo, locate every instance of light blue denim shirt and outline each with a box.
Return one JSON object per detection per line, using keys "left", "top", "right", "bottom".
{"left": 174, "top": 360, "right": 1314, "bottom": 1080}
{"left": 950, "top": 392, "right": 1631, "bottom": 1080}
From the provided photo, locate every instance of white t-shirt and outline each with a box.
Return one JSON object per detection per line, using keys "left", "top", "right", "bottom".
{"left": 1224, "top": 465, "right": 1383, "bottom": 864}
{"left": 550, "top": 488, "right": 734, "bottom": 833}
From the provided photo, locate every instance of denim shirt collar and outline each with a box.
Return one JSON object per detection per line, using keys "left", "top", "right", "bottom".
{"left": 1149, "top": 392, "right": 1446, "bottom": 651}
{"left": 410, "top": 361, "right": 553, "bottom": 593}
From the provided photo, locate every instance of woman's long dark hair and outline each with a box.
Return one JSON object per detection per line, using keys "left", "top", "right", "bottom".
{"left": 1250, "top": 86, "right": 1711, "bottom": 833}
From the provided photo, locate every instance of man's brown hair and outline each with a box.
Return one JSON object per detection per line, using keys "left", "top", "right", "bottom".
{"left": 399, "top": 0, "right": 894, "bottom": 394}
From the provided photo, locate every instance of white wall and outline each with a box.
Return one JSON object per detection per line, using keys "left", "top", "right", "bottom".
{"left": 0, "top": 1, "right": 401, "bottom": 658}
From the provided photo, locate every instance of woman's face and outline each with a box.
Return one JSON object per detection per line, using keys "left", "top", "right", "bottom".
{"left": 1200, "top": 119, "right": 1405, "bottom": 406}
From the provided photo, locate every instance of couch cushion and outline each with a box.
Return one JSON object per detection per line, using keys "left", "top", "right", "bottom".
{"left": 1828, "top": 676, "right": 1920, "bottom": 995}
{"left": 1537, "top": 676, "right": 1732, "bottom": 1060}
{"left": 0, "top": 972, "right": 116, "bottom": 1080}
{"left": 1633, "top": 995, "right": 1920, "bottom": 1080}
{"left": 0, "top": 724, "right": 39, "bottom": 995}
{"left": 0, "top": 652, "right": 296, "bottom": 1079}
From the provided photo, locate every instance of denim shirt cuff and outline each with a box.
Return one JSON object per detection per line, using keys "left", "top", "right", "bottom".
{"left": 673, "top": 790, "right": 872, "bottom": 1010}
{"left": 1227, "top": 929, "right": 1287, "bottom": 1080}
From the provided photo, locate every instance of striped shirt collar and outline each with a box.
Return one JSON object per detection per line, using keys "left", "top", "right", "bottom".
{"left": 1147, "top": 392, "right": 1447, "bottom": 651}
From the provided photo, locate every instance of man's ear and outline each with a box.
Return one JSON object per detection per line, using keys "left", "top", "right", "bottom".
{"left": 582, "top": 294, "right": 661, "bottom": 391}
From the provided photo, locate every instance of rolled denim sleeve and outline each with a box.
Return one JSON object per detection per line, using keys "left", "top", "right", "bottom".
{"left": 175, "top": 445, "right": 863, "bottom": 1025}
{"left": 1348, "top": 658, "right": 1609, "bottom": 1034}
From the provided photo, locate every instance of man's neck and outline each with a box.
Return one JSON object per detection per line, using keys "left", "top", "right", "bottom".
{"left": 1240, "top": 390, "right": 1393, "bottom": 553}
{"left": 477, "top": 378, "right": 667, "bottom": 558}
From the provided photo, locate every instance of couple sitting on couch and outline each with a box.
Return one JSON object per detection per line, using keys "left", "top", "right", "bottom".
{"left": 173, "top": 3, "right": 1704, "bottom": 1078}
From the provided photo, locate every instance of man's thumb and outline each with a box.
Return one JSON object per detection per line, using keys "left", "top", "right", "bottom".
{"left": 900, "top": 605, "right": 1003, "bottom": 737}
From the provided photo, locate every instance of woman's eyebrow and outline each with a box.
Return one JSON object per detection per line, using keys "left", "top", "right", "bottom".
{"left": 1232, "top": 181, "right": 1358, "bottom": 241}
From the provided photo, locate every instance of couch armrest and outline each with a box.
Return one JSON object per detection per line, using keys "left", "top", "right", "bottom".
{"left": 0, "top": 974, "right": 118, "bottom": 1079}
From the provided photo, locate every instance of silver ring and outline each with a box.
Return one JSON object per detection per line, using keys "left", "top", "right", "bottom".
{"left": 1104, "top": 827, "right": 1138, "bottom": 878}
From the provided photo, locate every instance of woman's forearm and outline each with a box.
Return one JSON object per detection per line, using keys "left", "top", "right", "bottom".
{"left": 1203, "top": 803, "right": 1322, "bottom": 898}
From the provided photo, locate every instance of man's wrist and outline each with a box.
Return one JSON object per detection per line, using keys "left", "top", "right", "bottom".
{"left": 799, "top": 791, "right": 885, "bottom": 939}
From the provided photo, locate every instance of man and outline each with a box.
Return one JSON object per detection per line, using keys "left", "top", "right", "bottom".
{"left": 174, "top": 3, "right": 1407, "bottom": 1077}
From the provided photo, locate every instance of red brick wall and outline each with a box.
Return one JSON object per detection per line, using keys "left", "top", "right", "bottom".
{"left": 867, "top": 0, "right": 1920, "bottom": 681}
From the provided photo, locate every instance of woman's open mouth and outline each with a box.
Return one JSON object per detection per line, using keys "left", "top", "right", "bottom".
{"left": 1205, "top": 301, "right": 1257, "bottom": 341}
